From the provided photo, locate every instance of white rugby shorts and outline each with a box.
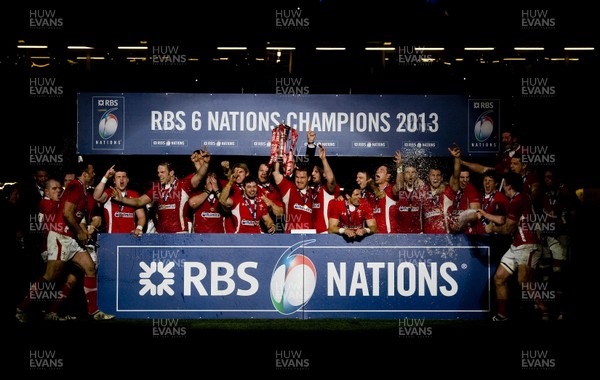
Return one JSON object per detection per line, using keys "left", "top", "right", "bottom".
{"left": 46, "top": 231, "right": 86, "bottom": 262}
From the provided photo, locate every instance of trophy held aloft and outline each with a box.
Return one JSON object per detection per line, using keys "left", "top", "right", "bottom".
{"left": 269, "top": 122, "right": 298, "bottom": 177}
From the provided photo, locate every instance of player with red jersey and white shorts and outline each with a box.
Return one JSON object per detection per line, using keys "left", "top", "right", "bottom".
{"left": 16, "top": 161, "right": 114, "bottom": 322}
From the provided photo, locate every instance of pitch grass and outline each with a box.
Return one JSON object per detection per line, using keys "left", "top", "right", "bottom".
{"left": 104, "top": 317, "right": 490, "bottom": 331}
{"left": 114, "top": 318, "right": 400, "bottom": 331}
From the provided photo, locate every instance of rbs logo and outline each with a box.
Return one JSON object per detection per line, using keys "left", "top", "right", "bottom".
{"left": 98, "top": 99, "right": 119, "bottom": 107}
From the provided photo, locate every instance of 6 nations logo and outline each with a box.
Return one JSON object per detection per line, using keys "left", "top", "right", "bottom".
{"left": 270, "top": 240, "right": 317, "bottom": 315}
{"left": 135, "top": 240, "right": 318, "bottom": 315}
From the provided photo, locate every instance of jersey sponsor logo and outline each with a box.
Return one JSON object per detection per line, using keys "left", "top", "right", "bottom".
{"left": 158, "top": 204, "right": 176, "bottom": 210}
{"left": 293, "top": 204, "right": 312, "bottom": 213}
{"left": 424, "top": 210, "right": 442, "bottom": 218}
{"left": 114, "top": 211, "right": 134, "bottom": 218}
{"left": 200, "top": 212, "right": 221, "bottom": 218}
{"left": 398, "top": 206, "right": 419, "bottom": 212}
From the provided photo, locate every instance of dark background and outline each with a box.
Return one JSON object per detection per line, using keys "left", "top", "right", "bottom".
{"left": 1, "top": 0, "right": 598, "bottom": 189}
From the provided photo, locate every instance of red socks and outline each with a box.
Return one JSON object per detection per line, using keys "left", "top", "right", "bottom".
{"left": 83, "top": 275, "right": 98, "bottom": 315}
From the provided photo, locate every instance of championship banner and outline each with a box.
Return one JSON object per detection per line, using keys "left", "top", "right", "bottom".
{"left": 97, "top": 233, "right": 499, "bottom": 319}
{"left": 77, "top": 93, "right": 502, "bottom": 157}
